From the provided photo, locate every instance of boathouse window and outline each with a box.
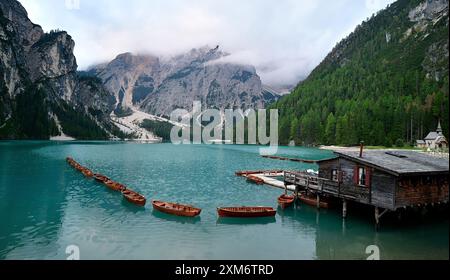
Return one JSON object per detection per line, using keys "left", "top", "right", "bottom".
{"left": 332, "top": 169, "right": 339, "bottom": 182}
{"left": 353, "top": 166, "right": 371, "bottom": 187}
{"left": 358, "top": 167, "right": 366, "bottom": 186}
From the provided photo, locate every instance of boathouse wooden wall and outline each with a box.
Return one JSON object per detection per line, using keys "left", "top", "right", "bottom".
{"left": 395, "top": 175, "right": 449, "bottom": 207}
{"left": 318, "top": 160, "right": 337, "bottom": 180}
{"left": 370, "top": 169, "right": 396, "bottom": 210}
{"left": 318, "top": 158, "right": 396, "bottom": 210}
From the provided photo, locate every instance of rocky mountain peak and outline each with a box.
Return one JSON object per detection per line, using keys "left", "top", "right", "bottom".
{"left": 111, "top": 52, "right": 159, "bottom": 68}
{"left": 28, "top": 31, "right": 77, "bottom": 82}
{"left": 0, "top": 0, "right": 43, "bottom": 50}
{"left": 409, "top": 0, "right": 448, "bottom": 22}
{"left": 1, "top": 0, "right": 120, "bottom": 140}
{"left": 90, "top": 46, "right": 279, "bottom": 116}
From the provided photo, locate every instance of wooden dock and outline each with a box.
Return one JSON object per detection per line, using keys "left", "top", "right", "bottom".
{"left": 261, "top": 155, "right": 322, "bottom": 164}
{"left": 244, "top": 172, "right": 297, "bottom": 191}
{"left": 237, "top": 171, "right": 331, "bottom": 209}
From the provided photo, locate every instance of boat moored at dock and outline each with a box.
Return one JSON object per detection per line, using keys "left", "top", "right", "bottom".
{"left": 246, "top": 175, "right": 265, "bottom": 185}
{"left": 217, "top": 207, "right": 277, "bottom": 218}
{"left": 235, "top": 170, "right": 284, "bottom": 177}
{"left": 278, "top": 194, "right": 296, "bottom": 209}
{"left": 299, "top": 194, "right": 330, "bottom": 209}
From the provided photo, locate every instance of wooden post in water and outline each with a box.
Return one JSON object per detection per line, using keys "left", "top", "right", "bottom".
{"left": 342, "top": 199, "right": 347, "bottom": 219}
{"left": 375, "top": 207, "right": 380, "bottom": 231}
{"left": 294, "top": 185, "right": 299, "bottom": 206}
{"left": 316, "top": 194, "right": 321, "bottom": 209}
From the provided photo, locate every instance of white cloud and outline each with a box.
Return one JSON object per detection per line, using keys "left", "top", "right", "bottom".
{"left": 19, "top": 0, "right": 395, "bottom": 87}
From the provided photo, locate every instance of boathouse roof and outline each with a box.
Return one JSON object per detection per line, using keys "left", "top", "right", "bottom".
{"left": 333, "top": 150, "right": 449, "bottom": 176}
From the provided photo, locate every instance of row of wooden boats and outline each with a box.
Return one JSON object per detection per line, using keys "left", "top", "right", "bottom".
{"left": 66, "top": 158, "right": 303, "bottom": 219}
{"left": 67, "top": 157, "right": 94, "bottom": 177}
{"left": 67, "top": 157, "right": 148, "bottom": 207}
{"left": 66, "top": 158, "right": 279, "bottom": 218}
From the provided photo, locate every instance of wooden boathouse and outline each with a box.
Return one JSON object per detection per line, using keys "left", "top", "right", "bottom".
{"left": 284, "top": 147, "right": 449, "bottom": 229}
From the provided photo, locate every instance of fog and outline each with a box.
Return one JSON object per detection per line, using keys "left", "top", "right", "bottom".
{"left": 20, "top": 0, "right": 394, "bottom": 87}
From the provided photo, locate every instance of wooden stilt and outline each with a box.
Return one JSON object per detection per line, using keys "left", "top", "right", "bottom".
{"left": 316, "top": 194, "right": 321, "bottom": 209}
{"left": 342, "top": 199, "right": 347, "bottom": 219}
{"left": 375, "top": 207, "right": 380, "bottom": 231}
{"left": 294, "top": 186, "right": 299, "bottom": 206}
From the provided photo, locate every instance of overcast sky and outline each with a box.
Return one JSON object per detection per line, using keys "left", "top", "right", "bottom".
{"left": 19, "top": 0, "right": 395, "bottom": 87}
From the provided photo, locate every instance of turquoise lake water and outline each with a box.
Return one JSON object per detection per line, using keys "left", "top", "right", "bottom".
{"left": 0, "top": 141, "right": 448, "bottom": 260}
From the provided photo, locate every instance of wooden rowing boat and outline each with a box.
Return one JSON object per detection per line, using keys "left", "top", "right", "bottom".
{"left": 217, "top": 207, "right": 277, "bottom": 218}
{"left": 75, "top": 165, "right": 84, "bottom": 172}
{"left": 278, "top": 194, "right": 296, "bottom": 209}
{"left": 82, "top": 169, "right": 94, "bottom": 177}
{"left": 104, "top": 180, "right": 126, "bottom": 192}
{"left": 247, "top": 175, "right": 264, "bottom": 185}
{"left": 152, "top": 200, "right": 201, "bottom": 217}
{"left": 93, "top": 174, "right": 109, "bottom": 183}
{"left": 236, "top": 170, "right": 261, "bottom": 176}
{"left": 236, "top": 170, "right": 284, "bottom": 177}
{"left": 299, "top": 195, "right": 329, "bottom": 209}
{"left": 122, "top": 189, "right": 146, "bottom": 206}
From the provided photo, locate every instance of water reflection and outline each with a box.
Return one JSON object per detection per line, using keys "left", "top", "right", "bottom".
{"left": 152, "top": 210, "right": 202, "bottom": 224}
{"left": 216, "top": 217, "right": 276, "bottom": 225}
{"left": 276, "top": 203, "right": 449, "bottom": 260}
{"left": 120, "top": 200, "right": 147, "bottom": 214}
{"left": 0, "top": 143, "right": 68, "bottom": 259}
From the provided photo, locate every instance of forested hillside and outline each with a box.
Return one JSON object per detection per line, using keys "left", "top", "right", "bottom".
{"left": 272, "top": 0, "right": 449, "bottom": 146}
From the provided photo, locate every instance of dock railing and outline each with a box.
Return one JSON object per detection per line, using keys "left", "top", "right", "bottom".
{"left": 284, "top": 171, "right": 340, "bottom": 195}
{"left": 284, "top": 171, "right": 372, "bottom": 203}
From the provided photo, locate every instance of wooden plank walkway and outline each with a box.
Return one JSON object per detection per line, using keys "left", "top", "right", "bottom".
{"left": 242, "top": 172, "right": 297, "bottom": 192}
